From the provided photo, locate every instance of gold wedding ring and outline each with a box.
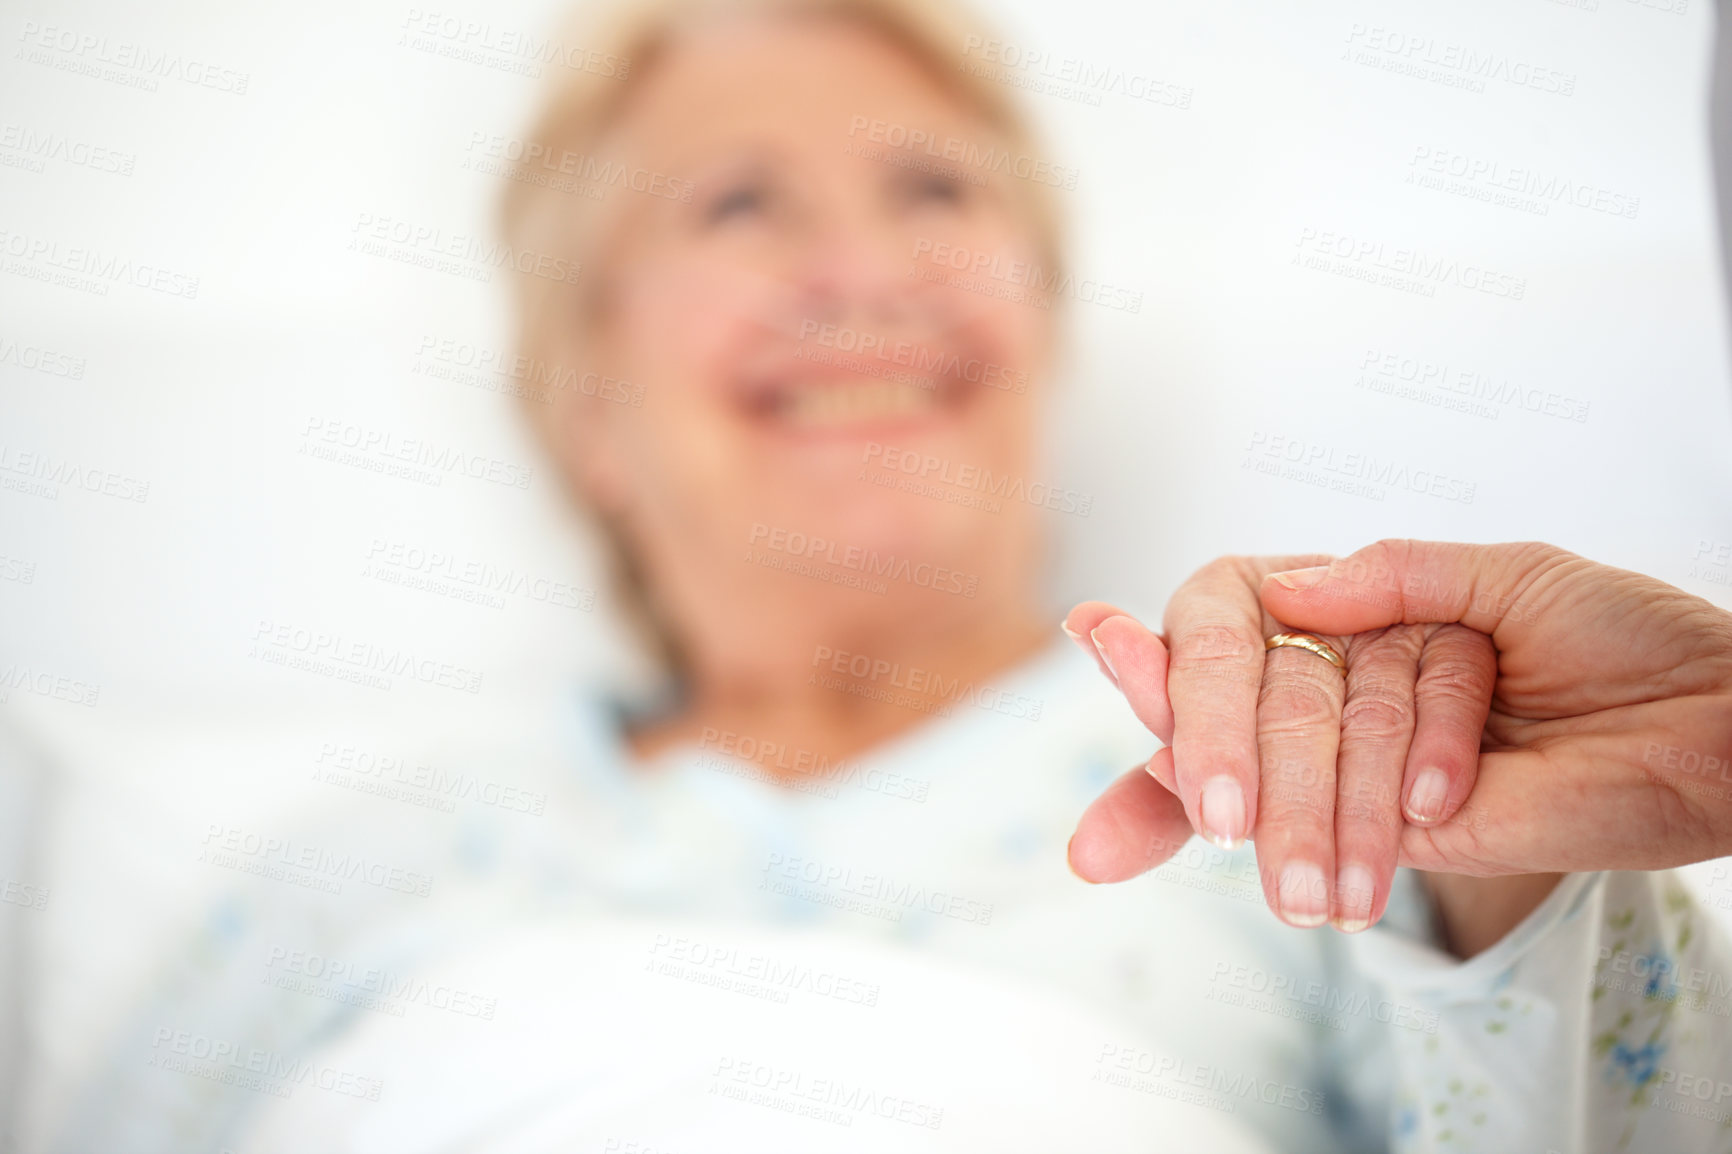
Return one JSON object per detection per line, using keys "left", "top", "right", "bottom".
{"left": 1264, "top": 632, "right": 1346, "bottom": 673}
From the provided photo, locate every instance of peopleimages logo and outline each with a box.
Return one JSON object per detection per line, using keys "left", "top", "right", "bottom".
{"left": 959, "top": 36, "right": 1194, "bottom": 111}
{"left": 711, "top": 1057, "right": 944, "bottom": 1130}
{"left": 1355, "top": 347, "right": 1590, "bottom": 424}
{"left": 760, "top": 852, "right": 994, "bottom": 926}
{"left": 362, "top": 538, "right": 593, "bottom": 612}
{"left": 313, "top": 740, "right": 550, "bottom": 815}
{"left": 1293, "top": 228, "right": 1525, "bottom": 301}
{"left": 810, "top": 645, "right": 1043, "bottom": 722}
{"left": 648, "top": 933, "right": 883, "bottom": 1007}
{"left": 1243, "top": 431, "right": 1477, "bottom": 505}
{"left": 747, "top": 523, "right": 979, "bottom": 598}
{"left": 1343, "top": 23, "right": 1576, "bottom": 96}
{"left": 0, "top": 878, "right": 48, "bottom": 911}
{"left": 0, "top": 665, "right": 100, "bottom": 707}
{"left": 1207, "top": 961, "right": 1439, "bottom": 1034}
{"left": 464, "top": 132, "right": 692, "bottom": 201}
{"left": 1691, "top": 540, "right": 1732, "bottom": 581}
{"left": 263, "top": 945, "right": 498, "bottom": 1019}
{"left": 846, "top": 115, "right": 1079, "bottom": 188}
{"left": 910, "top": 239, "right": 1143, "bottom": 313}
{"left": 0, "top": 123, "right": 136, "bottom": 175}
{"left": 148, "top": 1027, "right": 382, "bottom": 1100}
{"left": 0, "top": 444, "right": 149, "bottom": 503}
{"left": 698, "top": 727, "right": 931, "bottom": 802}
{"left": 348, "top": 213, "right": 580, "bottom": 284}
{"left": 300, "top": 417, "right": 534, "bottom": 490}
{"left": 200, "top": 824, "right": 434, "bottom": 897}
{"left": 16, "top": 22, "right": 252, "bottom": 94}
{"left": 861, "top": 442, "right": 1092, "bottom": 517}
{"left": 413, "top": 336, "right": 644, "bottom": 407}
{"left": 796, "top": 321, "right": 1028, "bottom": 393}
{"left": 1407, "top": 146, "right": 1640, "bottom": 220}
{"left": 250, "top": 618, "right": 485, "bottom": 695}
{"left": 0, "top": 333, "right": 86, "bottom": 379}
{"left": 1093, "top": 1043, "right": 1327, "bottom": 1116}
{"left": 0, "top": 228, "right": 199, "bottom": 299}
{"left": 398, "top": 9, "right": 630, "bottom": 79}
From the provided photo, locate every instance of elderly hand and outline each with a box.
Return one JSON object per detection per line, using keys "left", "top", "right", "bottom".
{"left": 1063, "top": 540, "right": 1732, "bottom": 943}
{"left": 1062, "top": 555, "right": 1499, "bottom": 933}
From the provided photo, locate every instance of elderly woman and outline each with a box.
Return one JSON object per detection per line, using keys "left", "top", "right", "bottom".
{"left": 50, "top": 0, "right": 1732, "bottom": 1151}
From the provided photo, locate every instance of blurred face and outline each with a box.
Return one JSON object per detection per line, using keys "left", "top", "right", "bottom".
{"left": 563, "top": 15, "right": 1056, "bottom": 673}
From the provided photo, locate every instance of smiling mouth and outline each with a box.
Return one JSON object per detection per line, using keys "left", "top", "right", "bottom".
{"left": 742, "top": 377, "right": 961, "bottom": 431}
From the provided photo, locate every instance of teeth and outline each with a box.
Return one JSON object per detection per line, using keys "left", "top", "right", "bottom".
{"left": 779, "top": 381, "right": 940, "bottom": 427}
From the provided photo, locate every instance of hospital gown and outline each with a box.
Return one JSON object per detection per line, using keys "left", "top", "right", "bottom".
{"left": 24, "top": 643, "right": 1732, "bottom": 1153}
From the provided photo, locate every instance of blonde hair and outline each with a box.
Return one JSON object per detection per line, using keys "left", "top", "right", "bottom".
{"left": 496, "top": 0, "right": 1065, "bottom": 680}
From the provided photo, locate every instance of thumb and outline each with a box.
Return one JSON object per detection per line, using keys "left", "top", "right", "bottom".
{"left": 1258, "top": 539, "right": 1575, "bottom": 642}
{"left": 1068, "top": 752, "right": 1193, "bottom": 884}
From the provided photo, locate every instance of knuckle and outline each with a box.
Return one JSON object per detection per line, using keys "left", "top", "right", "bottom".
{"left": 1258, "top": 656, "right": 1342, "bottom": 722}
{"left": 1360, "top": 539, "right": 1408, "bottom": 582}
{"left": 1509, "top": 540, "right": 1575, "bottom": 569}
{"left": 1257, "top": 678, "right": 1339, "bottom": 732}
{"left": 1387, "top": 623, "right": 1429, "bottom": 652}
{"left": 1353, "top": 623, "right": 1423, "bottom": 654}
{"left": 1172, "top": 623, "right": 1261, "bottom": 670}
{"left": 1417, "top": 661, "right": 1494, "bottom": 709}
{"left": 1333, "top": 539, "right": 1416, "bottom": 616}
{"left": 1340, "top": 680, "right": 1416, "bottom": 741}
{"left": 1184, "top": 554, "right": 1247, "bottom": 590}
{"left": 1210, "top": 553, "right": 1253, "bottom": 575}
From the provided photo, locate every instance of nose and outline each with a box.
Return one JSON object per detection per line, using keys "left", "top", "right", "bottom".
{"left": 791, "top": 207, "right": 926, "bottom": 332}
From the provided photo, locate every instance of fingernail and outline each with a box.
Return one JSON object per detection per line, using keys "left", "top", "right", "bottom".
{"left": 1199, "top": 776, "right": 1246, "bottom": 850}
{"left": 1270, "top": 565, "right": 1330, "bottom": 591}
{"left": 1061, "top": 619, "right": 1084, "bottom": 644}
{"left": 1065, "top": 835, "right": 1097, "bottom": 884}
{"left": 1334, "top": 863, "right": 1375, "bottom": 933}
{"left": 1277, "top": 862, "right": 1329, "bottom": 928}
{"left": 1088, "top": 627, "right": 1118, "bottom": 685}
{"left": 1405, "top": 769, "right": 1449, "bottom": 824}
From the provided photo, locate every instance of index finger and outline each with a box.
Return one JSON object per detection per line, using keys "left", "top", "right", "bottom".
{"left": 1162, "top": 557, "right": 1277, "bottom": 850}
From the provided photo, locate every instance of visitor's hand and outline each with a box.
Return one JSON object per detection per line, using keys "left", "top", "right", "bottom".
{"left": 1063, "top": 541, "right": 1732, "bottom": 947}
{"left": 1253, "top": 540, "right": 1732, "bottom": 874}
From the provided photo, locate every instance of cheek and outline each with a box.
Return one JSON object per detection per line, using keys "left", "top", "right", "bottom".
{"left": 597, "top": 258, "right": 760, "bottom": 509}
{"left": 960, "top": 297, "right": 1051, "bottom": 459}
{"left": 921, "top": 218, "right": 1052, "bottom": 365}
{"left": 602, "top": 397, "right": 753, "bottom": 552}
{"left": 987, "top": 300, "right": 1049, "bottom": 373}
{"left": 970, "top": 287, "right": 1052, "bottom": 393}
{"left": 613, "top": 247, "right": 774, "bottom": 389}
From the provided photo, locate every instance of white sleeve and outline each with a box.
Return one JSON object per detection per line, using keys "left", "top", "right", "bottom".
{"left": 1348, "top": 870, "right": 1732, "bottom": 1153}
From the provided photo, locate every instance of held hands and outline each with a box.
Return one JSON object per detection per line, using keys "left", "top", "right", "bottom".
{"left": 1063, "top": 540, "right": 1732, "bottom": 936}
